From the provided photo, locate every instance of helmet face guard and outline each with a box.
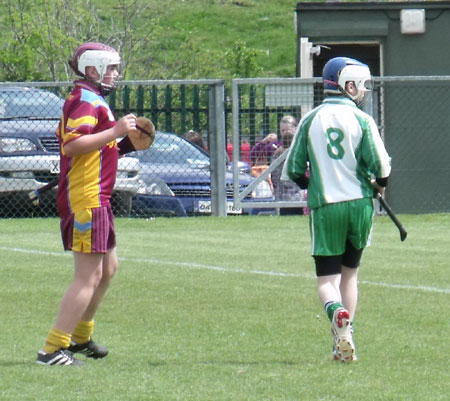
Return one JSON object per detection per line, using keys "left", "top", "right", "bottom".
{"left": 323, "top": 57, "right": 372, "bottom": 103}
{"left": 69, "top": 42, "right": 121, "bottom": 95}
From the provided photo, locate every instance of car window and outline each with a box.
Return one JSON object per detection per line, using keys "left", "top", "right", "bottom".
{"left": 135, "top": 134, "right": 210, "bottom": 166}
{"left": 0, "top": 89, "right": 64, "bottom": 119}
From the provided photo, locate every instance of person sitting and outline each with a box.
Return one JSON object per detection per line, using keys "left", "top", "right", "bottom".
{"left": 271, "top": 115, "right": 307, "bottom": 215}
{"left": 184, "top": 130, "right": 207, "bottom": 151}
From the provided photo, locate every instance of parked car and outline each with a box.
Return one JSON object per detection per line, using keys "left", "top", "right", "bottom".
{"left": 130, "top": 132, "right": 274, "bottom": 217}
{"left": 0, "top": 86, "right": 140, "bottom": 216}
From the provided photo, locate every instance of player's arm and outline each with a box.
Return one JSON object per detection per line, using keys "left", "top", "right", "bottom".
{"left": 361, "top": 117, "right": 392, "bottom": 194}
{"left": 292, "top": 174, "right": 309, "bottom": 189}
{"left": 64, "top": 114, "right": 137, "bottom": 157}
{"left": 371, "top": 177, "right": 388, "bottom": 196}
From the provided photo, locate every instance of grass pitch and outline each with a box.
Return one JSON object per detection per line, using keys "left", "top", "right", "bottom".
{"left": 0, "top": 214, "right": 449, "bottom": 401}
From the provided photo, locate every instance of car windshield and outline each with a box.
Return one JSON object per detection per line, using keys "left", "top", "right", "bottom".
{"left": 135, "top": 133, "right": 210, "bottom": 167}
{"left": 0, "top": 89, "right": 64, "bottom": 119}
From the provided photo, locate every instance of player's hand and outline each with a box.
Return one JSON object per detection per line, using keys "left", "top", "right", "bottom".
{"left": 371, "top": 179, "right": 385, "bottom": 196}
{"left": 262, "top": 133, "right": 277, "bottom": 144}
{"left": 113, "top": 114, "right": 137, "bottom": 138}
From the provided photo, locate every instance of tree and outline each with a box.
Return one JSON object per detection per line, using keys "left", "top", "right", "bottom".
{"left": 0, "top": 0, "right": 162, "bottom": 81}
{"left": 224, "top": 40, "right": 264, "bottom": 78}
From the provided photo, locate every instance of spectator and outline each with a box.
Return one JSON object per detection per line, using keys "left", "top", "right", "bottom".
{"left": 271, "top": 115, "right": 307, "bottom": 215}
{"left": 240, "top": 139, "right": 250, "bottom": 163}
{"left": 226, "top": 138, "right": 251, "bottom": 163}
{"left": 184, "top": 130, "right": 207, "bottom": 151}
{"left": 226, "top": 139, "right": 233, "bottom": 160}
{"left": 249, "top": 132, "right": 281, "bottom": 166}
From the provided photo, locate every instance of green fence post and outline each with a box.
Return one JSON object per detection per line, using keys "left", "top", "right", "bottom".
{"left": 151, "top": 85, "right": 158, "bottom": 129}
{"left": 249, "top": 85, "right": 256, "bottom": 144}
{"left": 123, "top": 86, "right": 130, "bottom": 112}
{"left": 192, "top": 86, "right": 199, "bottom": 132}
{"left": 137, "top": 85, "right": 144, "bottom": 116}
{"left": 165, "top": 86, "right": 172, "bottom": 133}
{"left": 263, "top": 86, "right": 270, "bottom": 135}
{"left": 181, "top": 85, "right": 186, "bottom": 134}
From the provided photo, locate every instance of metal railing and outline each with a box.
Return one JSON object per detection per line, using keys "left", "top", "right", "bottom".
{"left": 2, "top": 76, "right": 450, "bottom": 217}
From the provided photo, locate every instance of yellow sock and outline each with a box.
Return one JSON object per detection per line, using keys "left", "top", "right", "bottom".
{"left": 71, "top": 320, "right": 94, "bottom": 344}
{"left": 42, "top": 328, "right": 71, "bottom": 353}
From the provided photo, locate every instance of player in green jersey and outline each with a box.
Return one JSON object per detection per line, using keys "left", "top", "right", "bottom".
{"left": 283, "top": 57, "right": 391, "bottom": 362}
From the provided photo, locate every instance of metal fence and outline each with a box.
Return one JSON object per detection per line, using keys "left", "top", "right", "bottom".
{"left": 232, "top": 76, "right": 450, "bottom": 215}
{"left": 0, "top": 80, "right": 227, "bottom": 218}
{"left": 1, "top": 76, "right": 450, "bottom": 218}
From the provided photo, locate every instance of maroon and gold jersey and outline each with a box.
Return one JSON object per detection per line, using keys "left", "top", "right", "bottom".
{"left": 56, "top": 81, "right": 118, "bottom": 218}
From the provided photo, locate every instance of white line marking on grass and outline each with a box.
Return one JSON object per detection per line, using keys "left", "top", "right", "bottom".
{"left": 2, "top": 246, "right": 450, "bottom": 295}
{"left": 128, "top": 256, "right": 312, "bottom": 278}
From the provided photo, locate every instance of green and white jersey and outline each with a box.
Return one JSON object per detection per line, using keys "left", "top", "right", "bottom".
{"left": 282, "top": 96, "right": 391, "bottom": 209}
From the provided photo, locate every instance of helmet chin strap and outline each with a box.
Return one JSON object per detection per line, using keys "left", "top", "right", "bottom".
{"left": 99, "top": 83, "right": 115, "bottom": 96}
{"left": 84, "top": 72, "right": 118, "bottom": 96}
{"left": 338, "top": 82, "right": 366, "bottom": 107}
{"left": 99, "top": 71, "right": 121, "bottom": 96}
{"left": 346, "top": 89, "right": 367, "bottom": 108}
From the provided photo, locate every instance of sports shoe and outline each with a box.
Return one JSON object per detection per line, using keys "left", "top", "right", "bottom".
{"left": 36, "top": 349, "right": 84, "bottom": 366}
{"left": 331, "top": 308, "right": 355, "bottom": 363}
{"left": 67, "top": 339, "right": 108, "bottom": 359}
{"left": 332, "top": 344, "right": 357, "bottom": 362}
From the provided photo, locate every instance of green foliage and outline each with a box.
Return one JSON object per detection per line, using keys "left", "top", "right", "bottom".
{"left": 0, "top": 0, "right": 106, "bottom": 81}
{"left": 0, "top": 0, "right": 297, "bottom": 82}
{"left": 225, "top": 40, "right": 264, "bottom": 78}
{"left": 0, "top": 44, "right": 37, "bottom": 81}
{"left": 0, "top": 0, "right": 162, "bottom": 81}
{"left": 0, "top": 214, "right": 449, "bottom": 400}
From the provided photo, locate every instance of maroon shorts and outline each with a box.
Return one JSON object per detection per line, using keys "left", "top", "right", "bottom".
{"left": 60, "top": 205, "right": 116, "bottom": 254}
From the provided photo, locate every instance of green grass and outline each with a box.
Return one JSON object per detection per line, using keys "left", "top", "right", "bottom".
{"left": 1, "top": 214, "right": 449, "bottom": 400}
{"left": 0, "top": 0, "right": 300, "bottom": 81}
{"left": 101, "top": 0, "right": 300, "bottom": 79}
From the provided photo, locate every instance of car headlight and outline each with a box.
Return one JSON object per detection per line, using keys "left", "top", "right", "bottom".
{"left": 251, "top": 179, "right": 273, "bottom": 199}
{"left": 0, "top": 138, "right": 36, "bottom": 153}
{"left": 137, "top": 178, "right": 174, "bottom": 196}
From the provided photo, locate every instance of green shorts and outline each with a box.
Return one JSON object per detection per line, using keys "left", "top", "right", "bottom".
{"left": 309, "top": 198, "right": 374, "bottom": 256}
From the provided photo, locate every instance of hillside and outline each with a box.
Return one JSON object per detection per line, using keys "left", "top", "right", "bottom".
{"left": 100, "top": 0, "right": 300, "bottom": 79}
{"left": 0, "top": 0, "right": 300, "bottom": 81}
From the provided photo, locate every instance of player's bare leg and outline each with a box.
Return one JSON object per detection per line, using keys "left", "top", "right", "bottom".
{"left": 81, "top": 247, "right": 118, "bottom": 322}
{"left": 317, "top": 274, "right": 341, "bottom": 305}
{"left": 53, "top": 252, "right": 104, "bottom": 334}
{"left": 340, "top": 265, "right": 359, "bottom": 321}
{"left": 65, "top": 248, "right": 118, "bottom": 359}
{"left": 317, "top": 273, "right": 355, "bottom": 362}
{"left": 37, "top": 252, "right": 104, "bottom": 365}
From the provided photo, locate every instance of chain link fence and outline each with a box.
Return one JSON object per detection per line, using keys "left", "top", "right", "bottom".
{"left": 232, "top": 76, "right": 450, "bottom": 215}
{"left": 1, "top": 77, "right": 449, "bottom": 218}
{"left": 0, "top": 80, "right": 228, "bottom": 218}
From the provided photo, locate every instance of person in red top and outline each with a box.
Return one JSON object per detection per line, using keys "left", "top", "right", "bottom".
{"left": 37, "top": 42, "right": 137, "bottom": 366}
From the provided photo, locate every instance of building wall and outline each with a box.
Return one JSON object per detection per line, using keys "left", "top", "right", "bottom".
{"left": 295, "top": 1, "right": 450, "bottom": 213}
{"left": 296, "top": 1, "right": 450, "bottom": 76}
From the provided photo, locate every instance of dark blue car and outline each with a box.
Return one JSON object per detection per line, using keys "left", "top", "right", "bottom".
{"left": 131, "top": 132, "right": 274, "bottom": 217}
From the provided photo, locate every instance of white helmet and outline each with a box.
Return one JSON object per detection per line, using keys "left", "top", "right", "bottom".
{"left": 323, "top": 57, "right": 372, "bottom": 102}
{"left": 69, "top": 42, "right": 121, "bottom": 94}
